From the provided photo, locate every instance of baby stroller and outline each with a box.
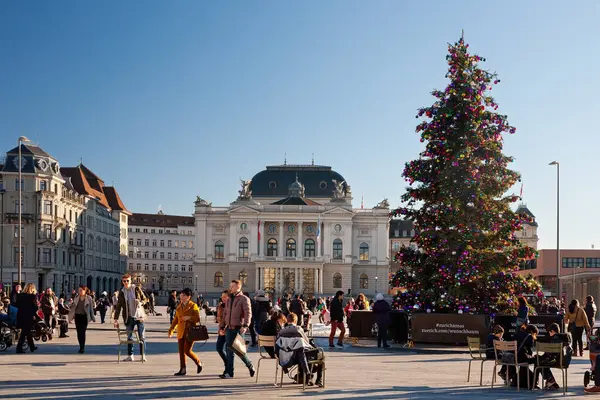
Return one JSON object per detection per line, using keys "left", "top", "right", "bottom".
{"left": 585, "top": 329, "right": 600, "bottom": 388}
{"left": 32, "top": 309, "right": 53, "bottom": 342}
{"left": 0, "top": 321, "right": 13, "bottom": 351}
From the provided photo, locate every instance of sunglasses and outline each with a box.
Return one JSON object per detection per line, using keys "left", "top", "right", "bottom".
{"left": 122, "top": 280, "right": 131, "bottom": 283}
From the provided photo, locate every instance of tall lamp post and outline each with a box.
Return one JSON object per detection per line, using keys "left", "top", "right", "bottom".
{"left": 549, "top": 161, "right": 561, "bottom": 299}
{"left": 375, "top": 276, "right": 378, "bottom": 293}
{"left": 195, "top": 274, "right": 198, "bottom": 294}
{"left": 17, "top": 136, "right": 30, "bottom": 286}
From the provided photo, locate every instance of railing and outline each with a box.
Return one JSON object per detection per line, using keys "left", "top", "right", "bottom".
{"left": 237, "top": 257, "right": 249, "bottom": 262}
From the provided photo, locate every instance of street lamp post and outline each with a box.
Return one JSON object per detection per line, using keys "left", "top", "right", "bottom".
{"left": 375, "top": 276, "right": 378, "bottom": 293}
{"left": 549, "top": 161, "right": 561, "bottom": 299}
{"left": 195, "top": 274, "right": 198, "bottom": 294}
{"left": 17, "top": 136, "right": 30, "bottom": 286}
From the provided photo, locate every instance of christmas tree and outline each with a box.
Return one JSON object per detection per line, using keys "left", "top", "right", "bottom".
{"left": 390, "top": 36, "right": 542, "bottom": 315}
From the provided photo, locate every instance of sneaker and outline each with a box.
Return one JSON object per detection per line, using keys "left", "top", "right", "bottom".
{"left": 219, "top": 373, "right": 233, "bottom": 379}
{"left": 328, "top": 344, "right": 335, "bottom": 348}
{"left": 141, "top": 354, "right": 147, "bottom": 362}
{"left": 585, "top": 386, "right": 600, "bottom": 393}
{"left": 123, "top": 355, "right": 134, "bottom": 362}
{"left": 336, "top": 343, "right": 344, "bottom": 348}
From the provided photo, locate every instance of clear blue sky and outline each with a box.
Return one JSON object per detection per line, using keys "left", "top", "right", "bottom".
{"left": 1, "top": 1, "right": 598, "bottom": 249}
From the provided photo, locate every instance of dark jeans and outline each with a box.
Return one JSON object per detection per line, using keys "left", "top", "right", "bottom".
{"left": 17, "top": 322, "right": 34, "bottom": 352}
{"left": 99, "top": 308, "right": 107, "bottom": 324}
{"left": 44, "top": 313, "right": 56, "bottom": 330}
{"left": 225, "top": 327, "right": 253, "bottom": 377}
{"left": 572, "top": 326, "right": 584, "bottom": 355}
{"left": 125, "top": 317, "right": 145, "bottom": 356}
{"left": 59, "top": 319, "right": 69, "bottom": 336}
{"left": 75, "top": 314, "right": 88, "bottom": 350}
{"left": 216, "top": 334, "right": 227, "bottom": 369}
{"left": 377, "top": 327, "right": 388, "bottom": 347}
{"left": 170, "top": 308, "right": 176, "bottom": 323}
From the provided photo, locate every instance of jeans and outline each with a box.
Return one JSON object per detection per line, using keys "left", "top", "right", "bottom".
{"left": 125, "top": 317, "right": 145, "bottom": 356}
{"left": 99, "top": 308, "right": 107, "bottom": 324}
{"left": 329, "top": 320, "right": 345, "bottom": 345}
{"left": 170, "top": 308, "right": 176, "bottom": 323}
{"left": 75, "top": 314, "right": 88, "bottom": 350}
{"left": 225, "top": 327, "right": 253, "bottom": 377}
{"left": 216, "top": 334, "right": 227, "bottom": 369}
{"left": 572, "top": 326, "right": 584, "bottom": 355}
{"left": 377, "top": 328, "right": 388, "bottom": 347}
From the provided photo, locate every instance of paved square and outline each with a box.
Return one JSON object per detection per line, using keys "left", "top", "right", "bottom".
{"left": 0, "top": 308, "right": 594, "bottom": 399}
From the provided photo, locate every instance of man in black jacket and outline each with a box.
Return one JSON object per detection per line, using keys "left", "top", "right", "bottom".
{"left": 328, "top": 290, "right": 346, "bottom": 348}
{"left": 290, "top": 294, "right": 306, "bottom": 328}
{"left": 168, "top": 290, "right": 177, "bottom": 323}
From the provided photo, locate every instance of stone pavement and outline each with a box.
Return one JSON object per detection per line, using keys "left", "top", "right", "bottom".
{"left": 0, "top": 308, "right": 595, "bottom": 399}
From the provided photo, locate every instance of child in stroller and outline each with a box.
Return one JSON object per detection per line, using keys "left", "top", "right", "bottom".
{"left": 32, "top": 309, "right": 53, "bottom": 342}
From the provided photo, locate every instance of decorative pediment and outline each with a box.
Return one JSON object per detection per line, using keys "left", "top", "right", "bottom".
{"left": 321, "top": 206, "right": 354, "bottom": 216}
{"left": 227, "top": 205, "right": 260, "bottom": 214}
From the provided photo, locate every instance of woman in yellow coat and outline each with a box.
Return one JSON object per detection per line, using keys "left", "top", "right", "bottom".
{"left": 168, "top": 288, "right": 202, "bottom": 375}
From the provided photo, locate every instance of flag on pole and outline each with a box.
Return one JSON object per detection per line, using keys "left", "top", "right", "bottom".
{"left": 258, "top": 220, "right": 261, "bottom": 242}
{"left": 316, "top": 216, "right": 321, "bottom": 243}
{"left": 519, "top": 183, "right": 524, "bottom": 199}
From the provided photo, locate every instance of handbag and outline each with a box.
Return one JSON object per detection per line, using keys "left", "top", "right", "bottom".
{"left": 186, "top": 324, "right": 209, "bottom": 342}
{"left": 228, "top": 333, "right": 247, "bottom": 357}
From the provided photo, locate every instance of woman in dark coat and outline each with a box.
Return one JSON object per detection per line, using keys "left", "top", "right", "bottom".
{"left": 372, "top": 293, "right": 391, "bottom": 348}
{"left": 16, "top": 283, "right": 39, "bottom": 353}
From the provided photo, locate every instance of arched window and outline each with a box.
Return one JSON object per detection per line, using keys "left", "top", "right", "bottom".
{"left": 214, "top": 272, "right": 224, "bottom": 287}
{"left": 304, "top": 239, "right": 315, "bottom": 257}
{"left": 214, "top": 241, "right": 224, "bottom": 260}
{"left": 360, "top": 273, "right": 369, "bottom": 289}
{"left": 102, "top": 239, "right": 108, "bottom": 253}
{"left": 286, "top": 239, "right": 296, "bottom": 257}
{"left": 96, "top": 237, "right": 101, "bottom": 252}
{"left": 359, "top": 242, "right": 369, "bottom": 261}
{"left": 333, "top": 272, "right": 342, "bottom": 289}
{"left": 88, "top": 235, "right": 94, "bottom": 250}
{"left": 238, "top": 237, "right": 249, "bottom": 258}
{"left": 333, "top": 239, "right": 343, "bottom": 260}
{"left": 267, "top": 238, "right": 277, "bottom": 256}
{"left": 239, "top": 270, "right": 248, "bottom": 285}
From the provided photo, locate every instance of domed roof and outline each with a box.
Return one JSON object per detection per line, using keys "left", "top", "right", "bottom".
{"left": 250, "top": 164, "right": 348, "bottom": 198}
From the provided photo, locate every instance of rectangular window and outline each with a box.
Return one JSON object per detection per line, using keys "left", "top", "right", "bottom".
{"left": 135, "top": 228, "right": 140, "bottom": 233}
{"left": 40, "top": 180, "right": 47, "bottom": 191}
{"left": 174, "top": 265, "right": 179, "bottom": 272}
{"left": 160, "top": 252, "right": 165, "bottom": 259}
{"left": 189, "top": 266, "right": 193, "bottom": 272}
{"left": 168, "top": 252, "right": 172, "bottom": 259}
{"left": 144, "top": 239, "right": 149, "bottom": 246}
{"left": 128, "top": 251, "right": 134, "bottom": 258}
{"left": 562, "top": 257, "right": 584, "bottom": 268}
{"left": 129, "top": 239, "right": 134, "bottom": 246}
{"left": 14, "top": 200, "right": 25, "bottom": 213}
{"left": 160, "top": 264, "right": 164, "bottom": 271}
{"left": 152, "top": 264, "right": 157, "bottom": 271}
{"left": 144, "top": 264, "right": 149, "bottom": 271}
{"left": 168, "top": 240, "right": 172, "bottom": 247}
{"left": 152, "top": 252, "right": 157, "bottom": 259}
{"left": 160, "top": 240, "right": 164, "bottom": 247}
{"left": 181, "top": 241, "right": 186, "bottom": 248}
{"left": 129, "top": 263, "right": 133, "bottom": 271}
{"left": 44, "top": 224, "right": 52, "bottom": 239}
{"left": 168, "top": 265, "right": 172, "bottom": 272}
{"left": 44, "top": 200, "right": 52, "bottom": 215}
{"left": 136, "top": 239, "right": 141, "bottom": 246}
{"left": 159, "top": 229, "right": 163, "bottom": 234}
{"left": 136, "top": 263, "right": 141, "bottom": 271}
{"left": 15, "top": 179, "right": 24, "bottom": 191}
{"left": 152, "top": 240, "right": 157, "bottom": 247}
{"left": 143, "top": 228, "right": 148, "bottom": 233}
{"left": 174, "top": 253, "right": 179, "bottom": 260}
{"left": 587, "top": 258, "right": 600, "bottom": 268}
{"left": 42, "top": 249, "right": 52, "bottom": 263}
{"left": 151, "top": 229, "right": 155, "bottom": 234}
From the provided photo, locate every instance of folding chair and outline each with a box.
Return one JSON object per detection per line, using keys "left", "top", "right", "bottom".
{"left": 255, "top": 335, "right": 278, "bottom": 384}
{"left": 117, "top": 327, "right": 145, "bottom": 363}
{"left": 533, "top": 342, "right": 568, "bottom": 394}
{"left": 492, "top": 340, "right": 530, "bottom": 391}
{"left": 302, "top": 349, "right": 326, "bottom": 391}
{"left": 466, "top": 336, "right": 491, "bottom": 386}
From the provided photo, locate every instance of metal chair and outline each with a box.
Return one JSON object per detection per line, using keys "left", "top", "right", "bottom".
{"left": 492, "top": 340, "right": 530, "bottom": 391}
{"left": 117, "top": 327, "right": 145, "bottom": 363}
{"left": 466, "top": 336, "right": 491, "bottom": 386}
{"left": 533, "top": 342, "right": 568, "bottom": 394}
{"left": 255, "top": 335, "right": 279, "bottom": 384}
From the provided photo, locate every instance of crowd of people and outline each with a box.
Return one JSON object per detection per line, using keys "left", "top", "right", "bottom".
{"left": 485, "top": 295, "right": 598, "bottom": 391}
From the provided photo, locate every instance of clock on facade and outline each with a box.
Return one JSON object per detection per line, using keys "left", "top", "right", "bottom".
{"left": 288, "top": 224, "right": 295, "bottom": 234}
{"left": 240, "top": 222, "right": 248, "bottom": 231}
{"left": 334, "top": 224, "right": 342, "bottom": 233}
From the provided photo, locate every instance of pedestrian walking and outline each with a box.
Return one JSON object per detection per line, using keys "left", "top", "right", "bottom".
{"left": 168, "top": 290, "right": 177, "bottom": 324}
{"left": 215, "top": 290, "right": 229, "bottom": 373}
{"left": 113, "top": 274, "right": 148, "bottom": 362}
{"left": 168, "top": 288, "right": 203, "bottom": 376}
{"left": 16, "top": 283, "right": 38, "bottom": 353}
{"left": 68, "top": 285, "right": 96, "bottom": 353}
{"left": 372, "top": 293, "right": 391, "bottom": 348}
{"left": 328, "top": 290, "right": 346, "bottom": 348}
{"left": 218, "top": 280, "right": 256, "bottom": 379}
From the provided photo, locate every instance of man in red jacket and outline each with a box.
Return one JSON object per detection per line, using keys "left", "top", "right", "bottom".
{"left": 218, "top": 280, "right": 256, "bottom": 379}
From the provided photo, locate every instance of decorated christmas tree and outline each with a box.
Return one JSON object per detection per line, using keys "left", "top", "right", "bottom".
{"left": 390, "top": 36, "right": 542, "bottom": 315}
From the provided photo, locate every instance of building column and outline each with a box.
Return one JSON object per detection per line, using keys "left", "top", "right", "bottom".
{"left": 255, "top": 266, "right": 260, "bottom": 292}
{"left": 298, "top": 267, "right": 303, "bottom": 293}
{"left": 318, "top": 268, "right": 323, "bottom": 294}
{"left": 279, "top": 221, "right": 284, "bottom": 257}
{"left": 298, "top": 222, "right": 303, "bottom": 258}
{"left": 316, "top": 220, "right": 321, "bottom": 258}
{"left": 313, "top": 268, "right": 318, "bottom": 294}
